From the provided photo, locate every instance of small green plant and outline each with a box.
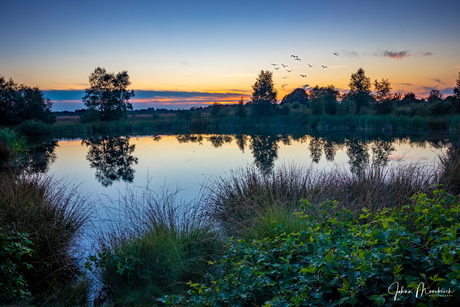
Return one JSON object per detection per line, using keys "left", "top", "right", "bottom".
{"left": 0, "top": 227, "right": 34, "bottom": 303}
{"left": 159, "top": 189, "right": 460, "bottom": 306}
{"left": 0, "top": 127, "right": 26, "bottom": 152}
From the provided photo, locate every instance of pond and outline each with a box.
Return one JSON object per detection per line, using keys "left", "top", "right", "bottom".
{"left": 19, "top": 132, "right": 458, "bottom": 216}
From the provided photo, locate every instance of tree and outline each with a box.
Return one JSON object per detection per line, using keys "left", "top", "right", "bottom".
{"left": 0, "top": 76, "right": 55, "bottom": 125}
{"left": 428, "top": 89, "right": 443, "bottom": 103}
{"left": 251, "top": 70, "right": 277, "bottom": 117}
{"left": 280, "top": 88, "right": 308, "bottom": 106}
{"left": 82, "top": 67, "right": 135, "bottom": 122}
{"left": 348, "top": 68, "right": 371, "bottom": 113}
{"left": 373, "top": 78, "right": 394, "bottom": 115}
{"left": 400, "top": 92, "right": 419, "bottom": 105}
{"left": 308, "top": 85, "right": 339, "bottom": 115}
{"left": 235, "top": 97, "right": 248, "bottom": 118}
{"left": 453, "top": 73, "right": 460, "bottom": 113}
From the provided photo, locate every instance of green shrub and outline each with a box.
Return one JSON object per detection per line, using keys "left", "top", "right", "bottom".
{"left": 160, "top": 189, "right": 460, "bottom": 306}
{"left": 0, "top": 227, "right": 34, "bottom": 303}
{"left": 18, "top": 119, "right": 53, "bottom": 137}
{"left": 0, "top": 127, "right": 26, "bottom": 151}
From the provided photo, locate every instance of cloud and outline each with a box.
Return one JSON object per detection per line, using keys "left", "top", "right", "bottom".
{"left": 433, "top": 78, "right": 445, "bottom": 85}
{"left": 417, "top": 86, "right": 453, "bottom": 97}
{"left": 377, "top": 50, "right": 433, "bottom": 60}
{"left": 381, "top": 50, "right": 410, "bottom": 59}
{"left": 413, "top": 52, "right": 432, "bottom": 57}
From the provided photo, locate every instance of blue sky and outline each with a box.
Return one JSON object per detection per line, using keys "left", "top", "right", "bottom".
{"left": 1, "top": 0, "right": 459, "bottom": 111}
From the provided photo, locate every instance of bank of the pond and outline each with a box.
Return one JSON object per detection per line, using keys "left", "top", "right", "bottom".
{"left": 22, "top": 113, "right": 460, "bottom": 139}
{"left": 85, "top": 147, "right": 460, "bottom": 306}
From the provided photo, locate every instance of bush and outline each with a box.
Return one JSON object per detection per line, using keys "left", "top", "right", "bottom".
{"left": 160, "top": 190, "right": 460, "bottom": 306}
{"left": 0, "top": 227, "right": 34, "bottom": 303}
{"left": 18, "top": 119, "right": 53, "bottom": 137}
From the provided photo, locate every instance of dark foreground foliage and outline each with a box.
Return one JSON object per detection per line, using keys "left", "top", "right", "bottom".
{"left": 159, "top": 190, "right": 460, "bottom": 306}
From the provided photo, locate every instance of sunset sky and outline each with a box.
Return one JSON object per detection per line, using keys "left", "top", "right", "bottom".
{"left": 1, "top": 0, "right": 459, "bottom": 111}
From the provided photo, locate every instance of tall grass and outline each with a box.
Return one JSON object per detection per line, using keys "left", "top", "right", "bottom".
{"left": 89, "top": 185, "right": 223, "bottom": 306}
{"left": 204, "top": 161, "right": 441, "bottom": 240}
{"left": 438, "top": 144, "right": 460, "bottom": 195}
{"left": 0, "top": 172, "right": 92, "bottom": 305}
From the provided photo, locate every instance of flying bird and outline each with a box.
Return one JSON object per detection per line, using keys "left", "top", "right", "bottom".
{"left": 295, "top": 57, "right": 301, "bottom": 61}
{"left": 333, "top": 52, "right": 339, "bottom": 56}
{"left": 274, "top": 67, "right": 280, "bottom": 70}
{"left": 291, "top": 55, "right": 297, "bottom": 58}
{"left": 281, "top": 64, "right": 288, "bottom": 68}
{"left": 308, "top": 64, "right": 313, "bottom": 67}
{"left": 300, "top": 74, "right": 307, "bottom": 77}
{"left": 282, "top": 77, "right": 288, "bottom": 79}
{"left": 286, "top": 70, "right": 292, "bottom": 73}
{"left": 321, "top": 65, "right": 327, "bottom": 68}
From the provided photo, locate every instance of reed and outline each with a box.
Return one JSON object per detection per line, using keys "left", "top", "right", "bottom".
{"left": 0, "top": 172, "right": 92, "bottom": 305}
{"left": 204, "top": 161, "right": 439, "bottom": 240}
{"left": 89, "top": 185, "right": 223, "bottom": 306}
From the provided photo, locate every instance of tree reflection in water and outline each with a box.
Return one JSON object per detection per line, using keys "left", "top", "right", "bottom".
{"left": 249, "top": 134, "right": 279, "bottom": 175}
{"left": 82, "top": 136, "right": 138, "bottom": 187}
{"left": 21, "top": 140, "right": 59, "bottom": 173}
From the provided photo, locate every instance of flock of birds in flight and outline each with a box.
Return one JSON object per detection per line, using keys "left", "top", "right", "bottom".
{"left": 270, "top": 52, "right": 339, "bottom": 79}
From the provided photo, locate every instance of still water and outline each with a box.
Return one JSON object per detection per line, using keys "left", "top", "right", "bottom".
{"left": 20, "top": 132, "right": 457, "bottom": 215}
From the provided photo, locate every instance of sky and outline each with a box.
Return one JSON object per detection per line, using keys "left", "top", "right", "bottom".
{"left": 1, "top": 0, "right": 459, "bottom": 111}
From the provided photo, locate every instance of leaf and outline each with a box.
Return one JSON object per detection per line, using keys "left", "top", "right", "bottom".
{"left": 442, "top": 251, "right": 453, "bottom": 265}
{"left": 325, "top": 252, "right": 334, "bottom": 263}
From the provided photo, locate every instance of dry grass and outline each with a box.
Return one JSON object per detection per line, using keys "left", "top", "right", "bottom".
{"left": 204, "top": 161, "right": 440, "bottom": 237}
{"left": 0, "top": 172, "right": 92, "bottom": 304}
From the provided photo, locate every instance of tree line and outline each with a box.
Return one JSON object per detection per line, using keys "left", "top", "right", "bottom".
{"left": 1, "top": 67, "right": 460, "bottom": 126}
{"left": 250, "top": 68, "right": 460, "bottom": 118}
{"left": 0, "top": 76, "right": 56, "bottom": 125}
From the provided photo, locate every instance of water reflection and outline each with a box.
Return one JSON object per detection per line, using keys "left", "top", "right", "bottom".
{"left": 82, "top": 136, "right": 138, "bottom": 187}
{"left": 249, "top": 134, "right": 279, "bottom": 175}
{"left": 14, "top": 140, "right": 59, "bottom": 173}
{"left": 172, "top": 132, "right": 457, "bottom": 176}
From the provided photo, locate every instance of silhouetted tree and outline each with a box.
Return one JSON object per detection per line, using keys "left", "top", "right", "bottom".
{"left": 348, "top": 68, "right": 371, "bottom": 113}
{"left": 82, "top": 67, "right": 135, "bottom": 122}
{"left": 451, "top": 74, "right": 460, "bottom": 114}
{"left": 374, "top": 78, "right": 394, "bottom": 115}
{"left": 309, "top": 85, "right": 339, "bottom": 115}
{"left": 400, "top": 92, "right": 418, "bottom": 105}
{"left": 0, "top": 76, "right": 56, "bottom": 125}
{"left": 82, "top": 136, "right": 138, "bottom": 187}
{"left": 280, "top": 88, "right": 308, "bottom": 106}
{"left": 235, "top": 97, "right": 248, "bottom": 118}
{"left": 428, "top": 89, "right": 443, "bottom": 103}
{"left": 251, "top": 70, "right": 277, "bottom": 117}
{"left": 455, "top": 72, "right": 460, "bottom": 101}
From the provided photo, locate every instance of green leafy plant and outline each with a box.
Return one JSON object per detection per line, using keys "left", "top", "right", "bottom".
{"left": 159, "top": 189, "right": 460, "bottom": 306}
{"left": 0, "top": 227, "right": 34, "bottom": 303}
